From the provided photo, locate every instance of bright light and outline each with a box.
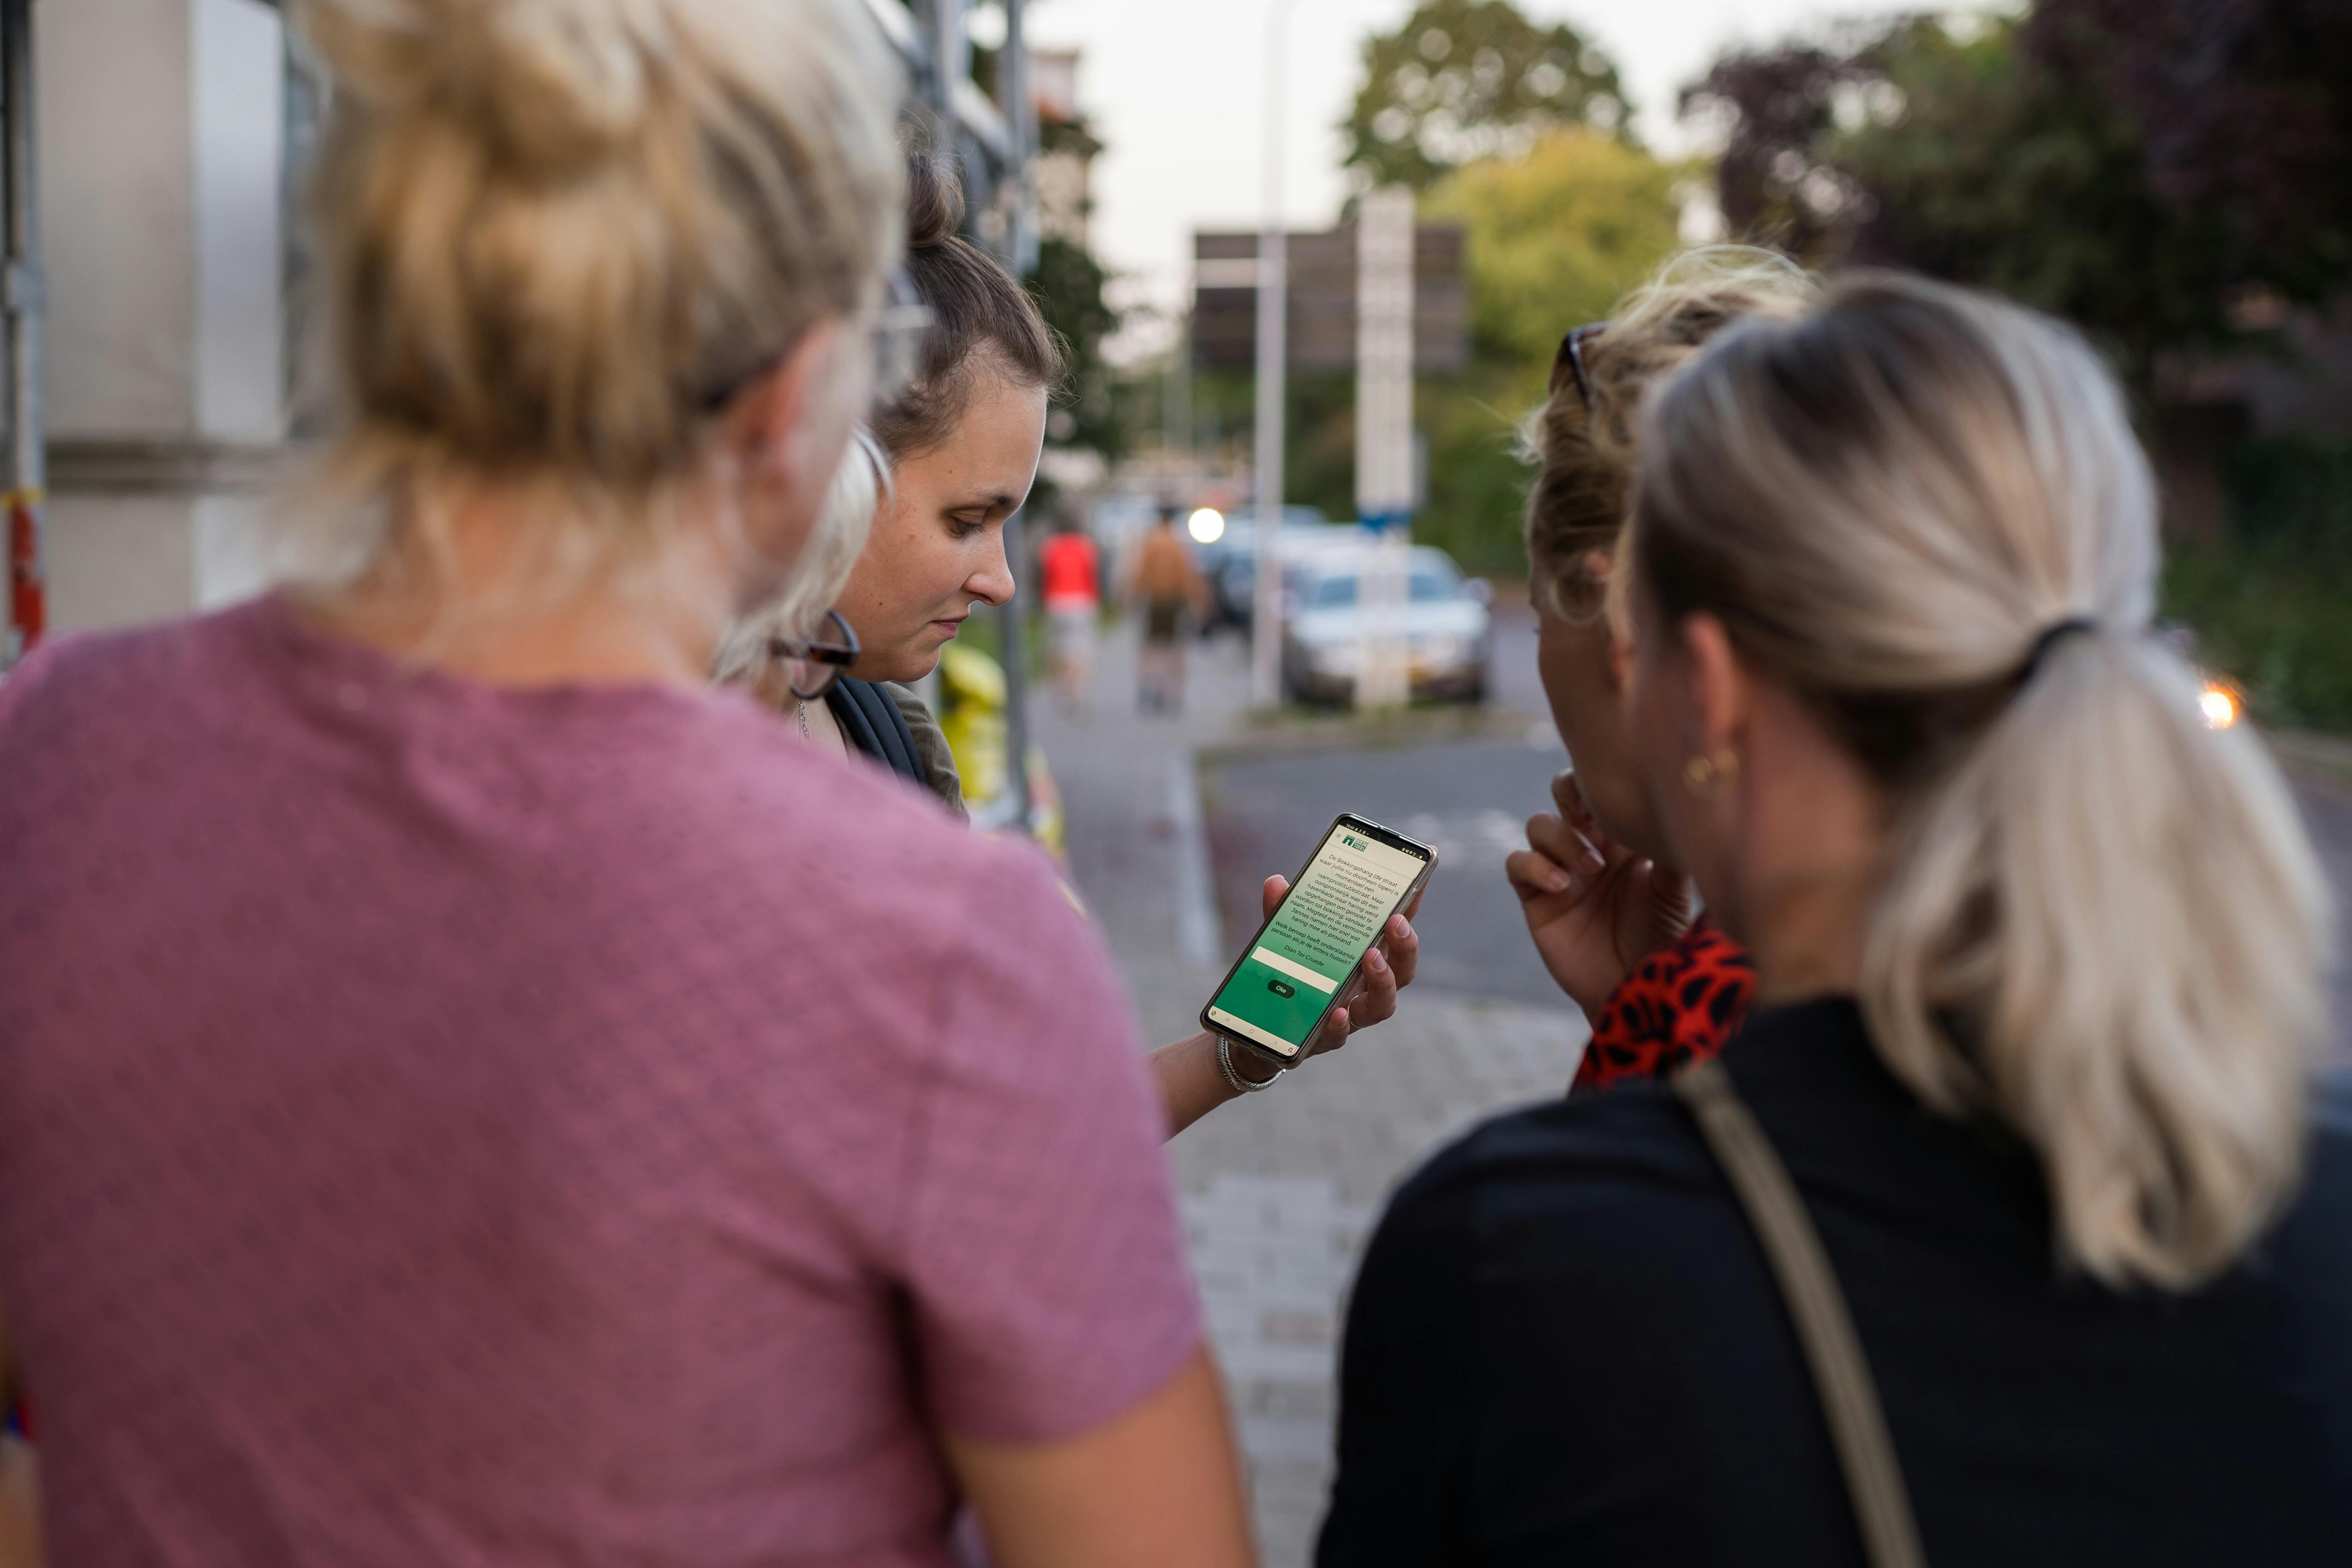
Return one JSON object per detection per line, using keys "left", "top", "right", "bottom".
{"left": 1187, "top": 507, "right": 1226, "bottom": 545}
{"left": 2200, "top": 683, "right": 2240, "bottom": 730}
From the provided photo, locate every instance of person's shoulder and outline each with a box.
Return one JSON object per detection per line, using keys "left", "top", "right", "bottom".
{"left": 685, "top": 699, "right": 1050, "bottom": 924}
{"left": 0, "top": 606, "right": 248, "bottom": 760}
{"left": 1386, "top": 1079, "right": 1720, "bottom": 1249}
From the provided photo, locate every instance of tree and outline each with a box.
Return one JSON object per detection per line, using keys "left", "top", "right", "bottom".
{"left": 2028, "top": 0, "right": 2352, "bottom": 305}
{"left": 1683, "top": 6, "right": 2352, "bottom": 388}
{"left": 1416, "top": 130, "right": 1685, "bottom": 572}
{"left": 1026, "top": 231, "right": 1123, "bottom": 462}
{"left": 1424, "top": 128, "right": 1686, "bottom": 369}
{"left": 1342, "top": 0, "right": 1630, "bottom": 192}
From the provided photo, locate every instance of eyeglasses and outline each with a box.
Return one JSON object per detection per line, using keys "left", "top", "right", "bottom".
{"left": 767, "top": 608, "right": 862, "bottom": 701}
{"left": 1550, "top": 321, "right": 1610, "bottom": 411}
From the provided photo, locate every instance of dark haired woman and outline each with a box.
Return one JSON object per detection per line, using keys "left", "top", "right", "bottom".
{"left": 742, "top": 153, "right": 1424, "bottom": 1134}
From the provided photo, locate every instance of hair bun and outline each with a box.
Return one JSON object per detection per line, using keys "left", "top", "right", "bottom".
{"left": 303, "top": 0, "right": 659, "bottom": 175}
{"left": 904, "top": 150, "right": 967, "bottom": 250}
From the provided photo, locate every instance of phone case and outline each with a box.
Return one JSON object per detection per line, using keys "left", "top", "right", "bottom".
{"left": 1199, "top": 812, "right": 1438, "bottom": 1068}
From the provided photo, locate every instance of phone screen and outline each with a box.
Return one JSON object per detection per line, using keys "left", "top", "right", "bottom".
{"left": 1203, "top": 817, "right": 1432, "bottom": 1060}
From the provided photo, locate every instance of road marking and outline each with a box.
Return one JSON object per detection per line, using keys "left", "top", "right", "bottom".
{"left": 1172, "top": 748, "right": 1221, "bottom": 968}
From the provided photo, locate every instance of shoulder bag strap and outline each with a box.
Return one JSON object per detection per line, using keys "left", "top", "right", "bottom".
{"left": 1672, "top": 1057, "right": 1930, "bottom": 1568}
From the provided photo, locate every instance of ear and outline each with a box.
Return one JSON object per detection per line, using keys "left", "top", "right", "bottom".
{"left": 724, "top": 319, "right": 852, "bottom": 485}
{"left": 1679, "top": 611, "right": 1750, "bottom": 759}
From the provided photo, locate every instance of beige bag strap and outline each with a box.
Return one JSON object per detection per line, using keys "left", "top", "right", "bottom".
{"left": 1673, "top": 1057, "right": 1929, "bottom": 1568}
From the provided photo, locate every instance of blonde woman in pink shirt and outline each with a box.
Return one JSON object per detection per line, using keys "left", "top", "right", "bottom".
{"left": 0, "top": 3, "right": 1253, "bottom": 1565}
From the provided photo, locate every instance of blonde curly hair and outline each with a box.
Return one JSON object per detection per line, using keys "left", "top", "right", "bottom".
{"left": 1520, "top": 247, "right": 1816, "bottom": 624}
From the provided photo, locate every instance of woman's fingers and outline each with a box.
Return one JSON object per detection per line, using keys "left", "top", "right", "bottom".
{"left": 1526, "top": 812, "right": 1604, "bottom": 876}
{"left": 1261, "top": 874, "right": 1289, "bottom": 921}
{"left": 1376, "top": 913, "right": 1418, "bottom": 990}
{"left": 1553, "top": 773, "right": 1633, "bottom": 867}
{"left": 1353, "top": 941, "right": 1399, "bottom": 1026}
{"left": 1553, "top": 768, "right": 1591, "bottom": 827}
{"left": 1507, "top": 846, "right": 1574, "bottom": 901}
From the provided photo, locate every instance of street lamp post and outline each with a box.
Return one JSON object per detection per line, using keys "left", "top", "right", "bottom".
{"left": 1250, "top": 0, "right": 1302, "bottom": 711}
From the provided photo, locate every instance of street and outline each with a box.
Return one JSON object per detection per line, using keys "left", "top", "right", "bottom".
{"left": 1036, "top": 600, "right": 2352, "bottom": 1568}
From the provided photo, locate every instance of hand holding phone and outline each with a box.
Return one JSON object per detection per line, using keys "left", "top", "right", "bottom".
{"left": 1203, "top": 814, "right": 1437, "bottom": 1067}
{"left": 1252, "top": 873, "right": 1421, "bottom": 1057}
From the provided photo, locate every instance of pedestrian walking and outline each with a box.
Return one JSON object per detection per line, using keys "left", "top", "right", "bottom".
{"left": 1323, "top": 275, "right": 2352, "bottom": 1567}
{"left": 1127, "top": 505, "right": 1209, "bottom": 715}
{"left": 1037, "top": 511, "right": 1102, "bottom": 712}
{"left": 0, "top": 4, "right": 1255, "bottom": 1565}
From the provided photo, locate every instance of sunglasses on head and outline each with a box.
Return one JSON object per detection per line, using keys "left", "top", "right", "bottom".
{"left": 1550, "top": 321, "right": 1610, "bottom": 411}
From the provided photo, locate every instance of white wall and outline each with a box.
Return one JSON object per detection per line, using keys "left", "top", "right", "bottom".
{"left": 194, "top": 0, "right": 284, "bottom": 442}
{"left": 41, "top": 0, "right": 196, "bottom": 438}
{"left": 39, "top": 0, "right": 286, "bottom": 631}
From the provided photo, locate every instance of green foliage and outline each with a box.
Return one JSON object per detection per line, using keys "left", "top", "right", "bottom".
{"left": 1686, "top": 10, "right": 2352, "bottom": 389}
{"left": 2164, "top": 439, "right": 2352, "bottom": 734}
{"left": 1418, "top": 129, "right": 1685, "bottom": 573}
{"left": 1836, "top": 18, "right": 2250, "bottom": 389}
{"left": 1025, "top": 234, "right": 1123, "bottom": 463}
{"left": 1423, "top": 128, "right": 1686, "bottom": 366}
{"left": 1341, "top": 0, "right": 1630, "bottom": 192}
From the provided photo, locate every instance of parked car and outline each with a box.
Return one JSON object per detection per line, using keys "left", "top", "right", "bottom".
{"left": 1280, "top": 545, "right": 1493, "bottom": 705}
{"left": 1201, "top": 505, "right": 1341, "bottom": 627}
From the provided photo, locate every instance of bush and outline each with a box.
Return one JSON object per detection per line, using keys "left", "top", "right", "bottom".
{"left": 2162, "top": 438, "right": 2352, "bottom": 735}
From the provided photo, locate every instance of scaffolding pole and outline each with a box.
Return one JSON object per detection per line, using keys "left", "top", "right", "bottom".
{"left": 993, "top": 0, "right": 1035, "bottom": 835}
{"left": 1, "top": 0, "right": 43, "bottom": 672}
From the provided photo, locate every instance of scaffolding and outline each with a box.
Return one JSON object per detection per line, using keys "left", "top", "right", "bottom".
{"left": 1, "top": 0, "right": 42, "bottom": 674}
{"left": 890, "top": 0, "right": 1041, "bottom": 833}
{"left": 0, "top": 0, "right": 1045, "bottom": 821}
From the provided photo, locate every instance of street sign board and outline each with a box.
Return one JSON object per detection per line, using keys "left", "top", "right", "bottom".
{"left": 1192, "top": 222, "right": 1466, "bottom": 375}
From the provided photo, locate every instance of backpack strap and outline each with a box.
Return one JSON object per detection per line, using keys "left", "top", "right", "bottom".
{"left": 826, "top": 677, "right": 926, "bottom": 789}
{"left": 1672, "top": 1057, "right": 1930, "bottom": 1568}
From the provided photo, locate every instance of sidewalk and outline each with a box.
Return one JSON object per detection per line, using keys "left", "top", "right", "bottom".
{"left": 1031, "top": 616, "right": 1587, "bottom": 1568}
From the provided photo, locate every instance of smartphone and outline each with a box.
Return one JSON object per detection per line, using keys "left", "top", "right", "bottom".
{"left": 1201, "top": 813, "right": 1436, "bottom": 1067}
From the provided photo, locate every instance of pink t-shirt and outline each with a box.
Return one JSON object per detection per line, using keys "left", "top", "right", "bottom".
{"left": 0, "top": 597, "right": 1200, "bottom": 1568}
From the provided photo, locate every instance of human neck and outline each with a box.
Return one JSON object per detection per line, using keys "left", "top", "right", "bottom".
{"left": 1736, "top": 851, "right": 1879, "bottom": 1008}
{"left": 1713, "top": 702, "right": 1889, "bottom": 1009}
{"left": 311, "top": 479, "right": 732, "bottom": 691}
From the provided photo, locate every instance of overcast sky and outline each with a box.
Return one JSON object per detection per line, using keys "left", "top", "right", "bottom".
{"left": 1017, "top": 1, "right": 1997, "bottom": 352}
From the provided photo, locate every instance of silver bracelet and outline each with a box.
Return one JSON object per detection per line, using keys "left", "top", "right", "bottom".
{"left": 1216, "top": 1034, "right": 1287, "bottom": 1095}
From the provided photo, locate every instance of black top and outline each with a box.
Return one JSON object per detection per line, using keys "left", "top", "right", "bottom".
{"left": 1319, "top": 999, "right": 2352, "bottom": 1568}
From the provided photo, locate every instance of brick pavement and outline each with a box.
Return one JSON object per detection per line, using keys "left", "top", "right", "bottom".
{"left": 1032, "top": 617, "right": 1587, "bottom": 1568}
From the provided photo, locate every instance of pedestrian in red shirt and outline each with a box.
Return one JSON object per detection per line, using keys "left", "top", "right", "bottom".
{"left": 1503, "top": 250, "right": 1815, "bottom": 1090}
{"left": 1037, "top": 511, "right": 1102, "bottom": 712}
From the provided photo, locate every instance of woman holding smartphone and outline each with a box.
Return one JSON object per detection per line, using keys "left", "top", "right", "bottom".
{"left": 0, "top": 4, "right": 1253, "bottom": 1565}
{"left": 734, "top": 153, "right": 1423, "bottom": 1132}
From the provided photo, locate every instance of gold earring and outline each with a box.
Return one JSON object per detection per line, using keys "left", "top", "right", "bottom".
{"left": 1684, "top": 748, "right": 1739, "bottom": 796}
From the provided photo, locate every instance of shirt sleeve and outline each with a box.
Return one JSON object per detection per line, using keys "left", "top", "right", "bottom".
{"left": 894, "top": 842, "right": 1200, "bottom": 1442}
{"left": 1318, "top": 1151, "right": 1479, "bottom": 1568}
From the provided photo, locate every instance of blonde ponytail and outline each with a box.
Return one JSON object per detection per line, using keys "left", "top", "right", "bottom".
{"left": 1633, "top": 274, "right": 2333, "bottom": 1287}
